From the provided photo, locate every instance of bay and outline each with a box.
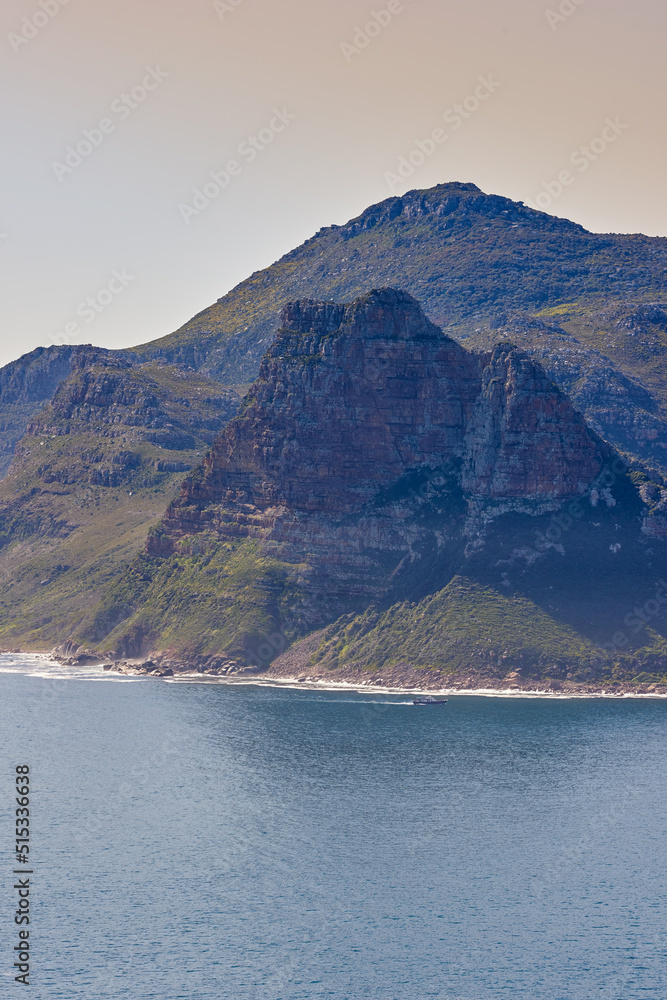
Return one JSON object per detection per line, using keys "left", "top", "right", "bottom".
{"left": 1, "top": 654, "right": 666, "bottom": 999}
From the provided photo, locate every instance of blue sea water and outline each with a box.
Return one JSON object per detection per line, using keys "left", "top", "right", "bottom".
{"left": 0, "top": 654, "right": 666, "bottom": 1000}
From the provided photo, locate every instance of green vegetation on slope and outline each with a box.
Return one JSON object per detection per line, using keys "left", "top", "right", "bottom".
{"left": 82, "top": 536, "right": 303, "bottom": 660}
{"left": 79, "top": 441, "right": 667, "bottom": 685}
{"left": 0, "top": 360, "right": 240, "bottom": 648}
{"left": 310, "top": 577, "right": 599, "bottom": 676}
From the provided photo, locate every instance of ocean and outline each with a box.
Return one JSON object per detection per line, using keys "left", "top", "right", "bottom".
{"left": 1, "top": 654, "right": 665, "bottom": 999}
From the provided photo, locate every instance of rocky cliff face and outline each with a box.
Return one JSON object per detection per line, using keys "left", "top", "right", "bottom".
{"left": 162, "top": 290, "right": 482, "bottom": 525}
{"left": 33, "top": 355, "right": 238, "bottom": 448}
{"left": 465, "top": 304, "right": 667, "bottom": 473}
{"left": 80, "top": 290, "right": 666, "bottom": 683}
{"left": 0, "top": 345, "right": 128, "bottom": 479}
{"left": 461, "top": 344, "right": 609, "bottom": 497}
{"left": 156, "top": 290, "right": 607, "bottom": 553}
{"left": 93, "top": 289, "right": 613, "bottom": 653}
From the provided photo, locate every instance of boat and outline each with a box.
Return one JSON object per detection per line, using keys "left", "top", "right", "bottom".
{"left": 413, "top": 695, "right": 448, "bottom": 706}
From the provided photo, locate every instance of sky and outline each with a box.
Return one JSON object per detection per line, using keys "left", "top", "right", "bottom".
{"left": 1, "top": 0, "right": 666, "bottom": 368}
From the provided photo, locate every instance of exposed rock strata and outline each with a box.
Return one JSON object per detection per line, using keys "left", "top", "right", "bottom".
{"left": 0, "top": 345, "right": 129, "bottom": 478}
{"left": 461, "top": 344, "right": 608, "bottom": 496}
{"left": 117, "top": 290, "right": 617, "bottom": 644}
{"left": 80, "top": 290, "right": 666, "bottom": 678}
{"left": 155, "top": 289, "right": 608, "bottom": 559}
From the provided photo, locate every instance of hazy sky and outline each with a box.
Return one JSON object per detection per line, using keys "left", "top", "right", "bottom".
{"left": 1, "top": 0, "right": 665, "bottom": 368}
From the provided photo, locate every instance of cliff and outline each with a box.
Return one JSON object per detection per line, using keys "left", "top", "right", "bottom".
{"left": 156, "top": 290, "right": 607, "bottom": 547}
{"left": 0, "top": 345, "right": 129, "bottom": 479}
{"left": 80, "top": 291, "right": 666, "bottom": 690}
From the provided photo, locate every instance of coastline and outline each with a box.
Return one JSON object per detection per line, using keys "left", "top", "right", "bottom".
{"left": 170, "top": 674, "right": 667, "bottom": 699}
{"left": 2, "top": 651, "right": 667, "bottom": 699}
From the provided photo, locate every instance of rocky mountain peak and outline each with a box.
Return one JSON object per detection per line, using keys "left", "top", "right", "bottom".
{"left": 274, "top": 288, "right": 443, "bottom": 352}
{"left": 462, "top": 342, "right": 609, "bottom": 498}
{"left": 332, "top": 181, "right": 585, "bottom": 243}
{"left": 155, "top": 290, "right": 608, "bottom": 562}
{"left": 169, "top": 290, "right": 482, "bottom": 523}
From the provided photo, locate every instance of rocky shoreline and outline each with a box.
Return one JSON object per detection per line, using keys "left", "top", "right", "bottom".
{"left": 261, "top": 661, "right": 667, "bottom": 698}
{"left": 47, "top": 641, "right": 258, "bottom": 679}
{"left": 0, "top": 642, "right": 656, "bottom": 697}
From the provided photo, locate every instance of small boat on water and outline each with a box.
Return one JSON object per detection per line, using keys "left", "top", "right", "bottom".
{"left": 413, "top": 695, "right": 448, "bottom": 706}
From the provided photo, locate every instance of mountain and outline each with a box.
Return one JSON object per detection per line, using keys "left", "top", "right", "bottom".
{"left": 2, "top": 181, "right": 667, "bottom": 685}
{"left": 77, "top": 291, "right": 667, "bottom": 691}
{"left": 0, "top": 352, "right": 240, "bottom": 648}
{"left": 2, "top": 183, "right": 667, "bottom": 480}
{"left": 130, "top": 181, "right": 667, "bottom": 472}
{"left": 134, "top": 182, "right": 667, "bottom": 376}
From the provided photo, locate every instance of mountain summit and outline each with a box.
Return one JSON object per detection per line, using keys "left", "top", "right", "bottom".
{"left": 135, "top": 181, "right": 667, "bottom": 382}
{"left": 131, "top": 181, "right": 667, "bottom": 472}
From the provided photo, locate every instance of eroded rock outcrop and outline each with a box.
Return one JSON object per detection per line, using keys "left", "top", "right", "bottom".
{"left": 164, "top": 290, "right": 481, "bottom": 523}
{"left": 461, "top": 343, "right": 609, "bottom": 497}
{"left": 87, "top": 289, "right": 665, "bottom": 674}
{"left": 0, "top": 345, "right": 128, "bottom": 479}
{"left": 155, "top": 289, "right": 607, "bottom": 559}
